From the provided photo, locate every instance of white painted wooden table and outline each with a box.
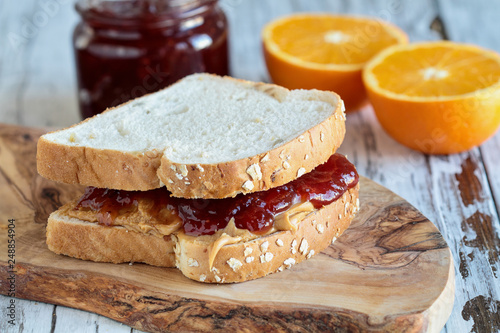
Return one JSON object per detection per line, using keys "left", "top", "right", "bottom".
{"left": 1, "top": 0, "right": 499, "bottom": 332}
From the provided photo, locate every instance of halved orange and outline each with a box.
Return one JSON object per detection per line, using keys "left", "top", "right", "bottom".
{"left": 363, "top": 41, "right": 500, "bottom": 154}
{"left": 262, "top": 14, "right": 408, "bottom": 111}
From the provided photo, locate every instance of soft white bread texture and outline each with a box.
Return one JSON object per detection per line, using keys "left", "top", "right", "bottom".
{"left": 37, "top": 74, "right": 346, "bottom": 199}
{"left": 45, "top": 185, "right": 358, "bottom": 283}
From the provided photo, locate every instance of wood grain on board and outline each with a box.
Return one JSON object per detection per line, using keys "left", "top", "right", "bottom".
{"left": 0, "top": 124, "right": 454, "bottom": 332}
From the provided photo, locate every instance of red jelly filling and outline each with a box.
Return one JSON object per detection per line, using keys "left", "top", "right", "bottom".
{"left": 75, "top": 153, "right": 358, "bottom": 236}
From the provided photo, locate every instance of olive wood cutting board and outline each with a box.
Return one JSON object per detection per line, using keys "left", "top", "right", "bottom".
{"left": 0, "top": 124, "right": 454, "bottom": 332}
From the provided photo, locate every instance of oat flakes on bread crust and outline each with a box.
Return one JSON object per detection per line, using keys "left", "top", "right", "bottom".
{"left": 36, "top": 74, "right": 346, "bottom": 198}
{"left": 176, "top": 185, "right": 359, "bottom": 283}
{"left": 45, "top": 184, "right": 359, "bottom": 283}
{"left": 160, "top": 108, "right": 345, "bottom": 198}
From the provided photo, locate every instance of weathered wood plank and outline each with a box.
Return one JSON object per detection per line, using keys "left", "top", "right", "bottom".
{"left": 0, "top": 298, "right": 54, "bottom": 333}
{"left": 0, "top": 0, "right": 79, "bottom": 128}
{"left": 439, "top": 0, "right": 500, "bottom": 52}
{"left": 429, "top": 152, "right": 500, "bottom": 333}
{"left": 437, "top": 0, "right": 500, "bottom": 222}
{"left": 223, "top": 0, "right": 269, "bottom": 81}
{"left": 481, "top": 134, "right": 500, "bottom": 232}
{"left": 437, "top": 2, "right": 500, "bottom": 332}
{"left": 0, "top": 297, "right": 147, "bottom": 333}
{"left": 342, "top": 100, "right": 500, "bottom": 333}
{"left": 53, "top": 305, "right": 136, "bottom": 333}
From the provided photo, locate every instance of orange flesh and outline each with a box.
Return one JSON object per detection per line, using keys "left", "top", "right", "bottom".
{"left": 269, "top": 16, "right": 404, "bottom": 65}
{"left": 370, "top": 46, "right": 500, "bottom": 97}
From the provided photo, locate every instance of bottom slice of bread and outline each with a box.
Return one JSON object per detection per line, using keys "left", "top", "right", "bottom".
{"left": 46, "top": 185, "right": 359, "bottom": 283}
{"left": 46, "top": 215, "right": 176, "bottom": 267}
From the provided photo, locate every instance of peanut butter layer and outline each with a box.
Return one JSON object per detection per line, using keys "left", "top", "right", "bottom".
{"left": 62, "top": 197, "right": 315, "bottom": 247}
{"left": 62, "top": 198, "right": 182, "bottom": 238}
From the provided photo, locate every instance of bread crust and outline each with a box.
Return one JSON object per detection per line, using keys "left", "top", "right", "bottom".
{"left": 36, "top": 75, "right": 346, "bottom": 197}
{"left": 46, "top": 214, "right": 176, "bottom": 267}
{"left": 176, "top": 185, "right": 358, "bottom": 283}
{"left": 45, "top": 184, "right": 359, "bottom": 283}
{"left": 37, "top": 139, "right": 163, "bottom": 191}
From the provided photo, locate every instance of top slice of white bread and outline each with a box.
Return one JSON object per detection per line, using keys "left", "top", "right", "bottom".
{"left": 37, "top": 74, "right": 346, "bottom": 198}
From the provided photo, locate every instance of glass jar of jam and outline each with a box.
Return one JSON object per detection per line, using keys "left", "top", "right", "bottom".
{"left": 73, "top": 0, "right": 229, "bottom": 118}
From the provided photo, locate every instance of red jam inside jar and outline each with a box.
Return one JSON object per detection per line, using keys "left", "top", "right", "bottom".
{"left": 73, "top": 0, "right": 229, "bottom": 119}
{"left": 75, "top": 154, "right": 359, "bottom": 236}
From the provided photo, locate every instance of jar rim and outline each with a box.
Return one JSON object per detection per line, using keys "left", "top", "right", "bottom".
{"left": 76, "top": 0, "right": 218, "bottom": 28}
